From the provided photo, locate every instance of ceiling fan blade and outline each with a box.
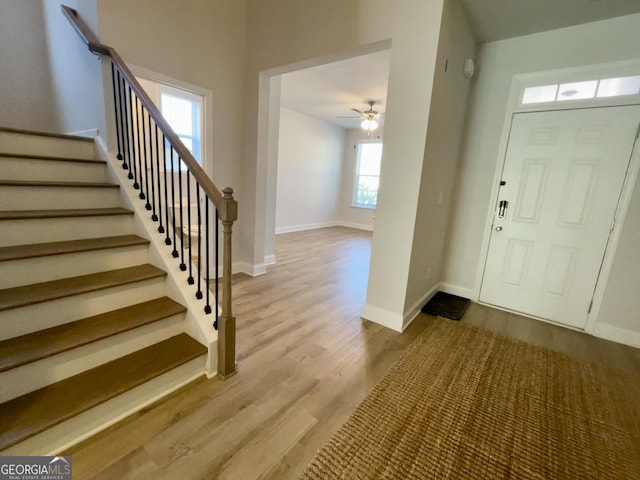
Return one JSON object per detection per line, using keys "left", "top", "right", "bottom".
{"left": 351, "top": 108, "right": 363, "bottom": 114}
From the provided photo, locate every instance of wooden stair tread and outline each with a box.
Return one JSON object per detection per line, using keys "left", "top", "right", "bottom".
{"left": 0, "top": 152, "right": 105, "bottom": 164}
{"left": 0, "top": 297, "right": 187, "bottom": 372}
{"left": 0, "top": 333, "right": 206, "bottom": 451}
{"left": 0, "top": 180, "right": 118, "bottom": 188}
{"left": 0, "top": 126, "right": 94, "bottom": 142}
{"left": 0, "top": 264, "right": 166, "bottom": 312}
{"left": 0, "top": 235, "right": 149, "bottom": 262}
{"left": 0, "top": 208, "right": 133, "bottom": 220}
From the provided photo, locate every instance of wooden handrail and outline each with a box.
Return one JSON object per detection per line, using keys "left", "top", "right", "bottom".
{"left": 61, "top": 5, "right": 237, "bottom": 224}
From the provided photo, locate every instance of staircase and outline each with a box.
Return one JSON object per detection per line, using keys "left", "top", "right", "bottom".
{"left": 0, "top": 127, "right": 207, "bottom": 455}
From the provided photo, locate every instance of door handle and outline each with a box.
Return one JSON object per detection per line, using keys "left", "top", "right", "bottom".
{"left": 497, "top": 200, "right": 508, "bottom": 220}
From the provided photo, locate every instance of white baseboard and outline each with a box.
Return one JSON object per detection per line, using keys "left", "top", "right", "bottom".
{"left": 361, "top": 304, "right": 404, "bottom": 332}
{"left": 339, "top": 221, "right": 374, "bottom": 232}
{"left": 591, "top": 323, "right": 640, "bottom": 349}
{"left": 439, "top": 282, "right": 475, "bottom": 300}
{"left": 275, "top": 220, "right": 374, "bottom": 235}
{"left": 234, "top": 261, "right": 266, "bottom": 277}
{"left": 264, "top": 254, "right": 276, "bottom": 266}
{"left": 66, "top": 128, "right": 99, "bottom": 138}
{"left": 275, "top": 221, "right": 337, "bottom": 234}
{"left": 402, "top": 283, "right": 440, "bottom": 331}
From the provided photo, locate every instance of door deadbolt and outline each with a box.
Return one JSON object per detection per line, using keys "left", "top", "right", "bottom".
{"left": 497, "top": 200, "right": 508, "bottom": 220}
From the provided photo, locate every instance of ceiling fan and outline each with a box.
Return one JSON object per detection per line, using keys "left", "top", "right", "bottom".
{"left": 337, "top": 100, "right": 384, "bottom": 135}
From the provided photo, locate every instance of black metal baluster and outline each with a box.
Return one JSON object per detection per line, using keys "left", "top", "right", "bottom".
{"left": 117, "top": 72, "right": 128, "bottom": 165}
{"left": 205, "top": 197, "right": 211, "bottom": 314}
{"left": 196, "top": 185, "right": 203, "bottom": 300}
{"left": 187, "top": 171, "right": 194, "bottom": 285}
{"left": 110, "top": 63, "right": 123, "bottom": 161}
{"left": 140, "top": 107, "right": 149, "bottom": 203}
{"left": 178, "top": 157, "right": 186, "bottom": 271}
{"left": 214, "top": 209, "right": 219, "bottom": 325}
{"left": 133, "top": 95, "right": 144, "bottom": 190}
{"left": 148, "top": 113, "right": 157, "bottom": 221}
{"left": 122, "top": 81, "right": 132, "bottom": 174}
{"left": 130, "top": 87, "right": 139, "bottom": 188}
{"left": 162, "top": 134, "right": 171, "bottom": 245}
{"left": 170, "top": 147, "right": 178, "bottom": 257}
{"left": 155, "top": 125, "right": 163, "bottom": 227}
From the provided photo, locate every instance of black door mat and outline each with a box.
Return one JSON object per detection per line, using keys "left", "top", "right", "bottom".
{"left": 421, "top": 291, "right": 470, "bottom": 321}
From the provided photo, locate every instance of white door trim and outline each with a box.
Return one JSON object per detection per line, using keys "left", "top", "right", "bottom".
{"left": 474, "top": 59, "right": 640, "bottom": 334}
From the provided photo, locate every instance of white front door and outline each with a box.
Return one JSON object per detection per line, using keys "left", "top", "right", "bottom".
{"left": 480, "top": 106, "right": 640, "bottom": 329}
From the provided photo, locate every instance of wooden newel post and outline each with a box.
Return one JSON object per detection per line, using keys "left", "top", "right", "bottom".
{"left": 218, "top": 187, "right": 238, "bottom": 378}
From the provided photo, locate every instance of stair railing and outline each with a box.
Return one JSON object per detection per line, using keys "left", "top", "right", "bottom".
{"left": 62, "top": 5, "right": 237, "bottom": 378}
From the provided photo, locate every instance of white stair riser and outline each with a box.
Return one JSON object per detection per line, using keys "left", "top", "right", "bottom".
{"left": 0, "top": 132, "right": 95, "bottom": 159}
{"left": 0, "top": 314, "right": 185, "bottom": 403}
{"left": 0, "top": 186, "right": 122, "bottom": 210}
{"left": 0, "top": 245, "right": 149, "bottom": 289}
{"left": 0, "top": 355, "right": 206, "bottom": 456}
{"left": 0, "top": 278, "right": 166, "bottom": 340}
{"left": 0, "top": 158, "right": 108, "bottom": 182}
{"left": 0, "top": 215, "right": 134, "bottom": 247}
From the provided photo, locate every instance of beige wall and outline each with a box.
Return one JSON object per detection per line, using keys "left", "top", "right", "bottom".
{"left": 40, "top": 0, "right": 105, "bottom": 137}
{"left": 96, "top": 0, "right": 246, "bottom": 223}
{"left": 442, "top": 13, "right": 640, "bottom": 342}
{"left": 404, "top": 0, "right": 476, "bottom": 324}
{"left": 0, "top": 0, "right": 58, "bottom": 131}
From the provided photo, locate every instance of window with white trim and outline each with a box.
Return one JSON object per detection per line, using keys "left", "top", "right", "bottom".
{"left": 158, "top": 85, "right": 203, "bottom": 170}
{"left": 353, "top": 141, "right": 382, "bottom": 208}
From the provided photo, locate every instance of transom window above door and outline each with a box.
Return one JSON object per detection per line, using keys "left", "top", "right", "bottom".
{"left": 522, "top": 74, "right": 640, "bottom": 105}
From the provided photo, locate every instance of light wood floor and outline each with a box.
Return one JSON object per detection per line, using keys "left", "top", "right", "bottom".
{"left": 66, "top": 226, "right": 640, "bottom": 479}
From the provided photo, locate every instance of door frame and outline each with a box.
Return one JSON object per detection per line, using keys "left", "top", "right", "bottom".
{"left": 474, "top": 59, "right": 640, "bottom": 334}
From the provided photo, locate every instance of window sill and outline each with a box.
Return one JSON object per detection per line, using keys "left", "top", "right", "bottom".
{"left": 351, "top": 204, "right": 376, "bottom": 210}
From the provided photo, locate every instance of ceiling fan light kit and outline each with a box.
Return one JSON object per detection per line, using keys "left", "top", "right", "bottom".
{"left": 361, "top": 118, "right": 379, "bottom": 131}
{"left": 356, "top": 100, "right": 381, "bottom": 135}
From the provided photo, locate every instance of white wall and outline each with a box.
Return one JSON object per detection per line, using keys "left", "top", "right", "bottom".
{"left": 362, "top": 0, "right": 446, "bottom": 330}
{"left": 598, "top": 175, "right": 640, "bottom": 337}
{"left": 338, "top": 128, "right": 384, "bottom": 231}
{"left": 0, "top": 1, "right": 58, "bottom": 131}
{"left": 41, "top": 0, "right": 106, "bottom": 137}
{"left": 404, "top": 0, "right": 476, "bottom": 325}
{"left": 442, "top": 14, "right": 640, "bottom": 340}
{"left": 275, "top": 107, "right": 345, "bottom": 233}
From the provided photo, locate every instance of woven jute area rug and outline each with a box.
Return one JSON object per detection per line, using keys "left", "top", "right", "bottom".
{"left": 301, "top": 318, "right": 640, "bottom": 479}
